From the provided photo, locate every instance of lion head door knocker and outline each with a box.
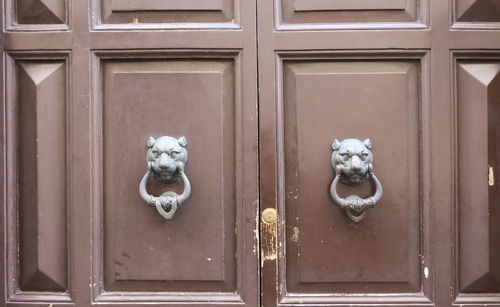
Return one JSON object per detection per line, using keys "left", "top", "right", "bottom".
{"left": 329, "top": 139, "right": 383, "bottom": 222}
{"left": 139, "top": 136, "right": 191, "bottom": 220}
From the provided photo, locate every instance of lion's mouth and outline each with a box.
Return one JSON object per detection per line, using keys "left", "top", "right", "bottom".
{"left": 349, "top": 175, "right": 363, "bottom": 182}
{"left": 340, "top": 172, "right": 369, "bottom": 185}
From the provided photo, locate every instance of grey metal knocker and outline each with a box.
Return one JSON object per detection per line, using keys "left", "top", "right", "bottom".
{"left": 139, "top": 136, "right": 191, "bottom": 220}
{"left": 330, "top": 138, "right": 383, "bottom": 222}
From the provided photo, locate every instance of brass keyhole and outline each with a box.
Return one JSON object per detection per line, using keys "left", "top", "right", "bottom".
{"left": 262, "top": 208, "right": 277, "bottom": 224}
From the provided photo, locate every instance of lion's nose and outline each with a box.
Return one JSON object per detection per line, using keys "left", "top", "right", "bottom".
{"left": 158, "top": 153, "right": 174, "bottom": 169}
{"left": 351, "top": 156, "right": 362, "bottom": 171}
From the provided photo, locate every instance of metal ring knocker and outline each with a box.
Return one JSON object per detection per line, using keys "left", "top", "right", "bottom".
{"left": 139, "top": 136, "right": 191, "bottom": 220}
{"left": 329, "top": 139, "right": 383, "bottom": 222}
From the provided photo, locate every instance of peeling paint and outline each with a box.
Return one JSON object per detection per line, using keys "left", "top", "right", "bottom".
{"left": 489, "top": 165, "right": 495, "bottom": 186}
{"left": 253, "top": 200, "right": 260, "bottom": 255}
{"left": 290, "top": 227, "right": 299, "bottom": 242}
{"left": 261, "top": 222, "right": 277, "bottom": 267}
{"left": 288, "top": 186, "right": 299, "bottom": 200}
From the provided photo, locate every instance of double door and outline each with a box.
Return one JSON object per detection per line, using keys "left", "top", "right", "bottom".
{"left": 2, "top": 0, "right": 500, "bottom": 306}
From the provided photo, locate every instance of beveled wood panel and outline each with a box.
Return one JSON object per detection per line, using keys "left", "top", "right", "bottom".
{"left": 2, "top": 0, "right": 259, "bottom": 303}
{"left": 17, "top": 62, "right": 68, "bottom": 292}
{"left": 102, "top": 60, "right": 234, "bottom": 291}
{"left": 16, "top": 0, "right": 65, "bottom": 24}
{"left": 278, "top": 0, "right": 425, "bottom": 29}
{"left": 294, "top": 0, "right": 407, "bottom": 11}
{"left": 111, "top": 0, "right": 224, "bottom": 11}
{"left": 97, "top": 0, "right": 236, "bottom": 27}
{"left": 89, "top": 51, "right": 258, "bottom": 306}
{"left": 457, "top": 61, "right": 500, "bottom": 294}
{"left": 455, "top": 0, "right": 500, "bottom": 23}
{"left": 282, "top": 60, "right": 421, "bottom": 294}
{"left": 4, "top": 55, "right": 71, "bottom": 304}
{"left": 4, "top": 0, "right": 68, "bottom": 31}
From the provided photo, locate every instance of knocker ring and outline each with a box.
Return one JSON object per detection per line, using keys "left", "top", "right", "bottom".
{"left": 139, "top": 136, "right": 191, "bottom": 220}
{"left": 329, "top": 138, "right": 383, "bottom": 222}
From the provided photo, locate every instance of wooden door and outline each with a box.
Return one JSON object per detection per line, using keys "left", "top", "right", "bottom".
{"left": 257, "top": 1, "right": 500, "bottom": 307}
{"left": 1, "top": 1, "right": 259, "bottom": 306}
{"left": 3, "top": 1, "right": 500, "bottom": 307}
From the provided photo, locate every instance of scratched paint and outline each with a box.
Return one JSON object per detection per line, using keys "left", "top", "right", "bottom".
{"left": 290, "top": 226, "right": 299, "bottom": 242}
{"left": 261, "top": 222, "right": 277, "bottom": 267}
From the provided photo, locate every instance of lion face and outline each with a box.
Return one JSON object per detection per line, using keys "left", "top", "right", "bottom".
{"left": 147, "top": 136, "right": 188, "bottom": 184}
{"left": 332, "top": 138, "right": 373, "bottom": 186}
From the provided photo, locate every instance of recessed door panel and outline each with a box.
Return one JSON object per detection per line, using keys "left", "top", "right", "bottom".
{"left": 457, "top": 61, "right": 500, "bottom": 294}
{"left": 4, "top": 56, "right": 71, "bottom": 303}
{"left": 5, "top": 0, "right": 68, "bottom": 30}
{"left": 455, "top": 0, "right": 500, "bottom": 23}
{"left": 279, "top": 0, "right": 424, "bottom": 29}
{"left": 101, "top": 59, "right": 236, "bottom": 292}
{"left": 281, "top": 60, "right": 422, "bottom": 294}
{"left": 98, "top": 0, "right": 235, "bottom": 27}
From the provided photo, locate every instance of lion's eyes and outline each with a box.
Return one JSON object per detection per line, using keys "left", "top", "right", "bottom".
{"left": 340, "top": 153, "right": 350, "bottom": 160}
{"left": 152, "top": 149, "right": 159, "bottom": 155}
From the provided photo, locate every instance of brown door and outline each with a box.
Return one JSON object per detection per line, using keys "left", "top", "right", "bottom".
{"left": 1, "top": 1, "right": 259, "bottom": 306}
{"left": 257, "top": 1, "right": 500, "bottom": 307}
{"left": 2, "top": 1, "right": 500, "bottom": 307}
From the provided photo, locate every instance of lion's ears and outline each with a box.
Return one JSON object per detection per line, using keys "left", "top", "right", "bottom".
{"left": 147, "top": 137, "right": 156, "bottom": 148}
{"left": 363, "top": 139, "right": 372, "bottom": 149}
{"left": 178, "top": 136, "right": 187, "bottom": 148}
{"left": 332, "top": 139, "right": 371, "bottom": 150}
{"left": 332, "top": 139, "right": 340, "bottom": 151}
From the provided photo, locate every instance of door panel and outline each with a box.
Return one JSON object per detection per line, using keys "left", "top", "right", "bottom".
{"left": 457, "top": 61, "right": 500, "bottom": 294}
{"left": 98, "top": 0, "right": 235, "bottom": 26}
{"left": 266, "top": 54, "right": 433, "bottom": 306}
{"left": 3, "top": 55, "right": 71, "bottom": 304}
{"left": 17, "top": 61, "right": 68, "bottom": 292}
{"left": 278, "top": 0, "right": 425, "bottom": 29}
{"left": 102, "top": 59, "right": 236, "bottom": 291}
{"left": 283, "top": 60, "right": 421, "bottom": 292}
{"left": 89, "top": 50, "right": 258, "bottom": 305}
{"left": 454, "top": 0, "right": 500, "bottom": 23}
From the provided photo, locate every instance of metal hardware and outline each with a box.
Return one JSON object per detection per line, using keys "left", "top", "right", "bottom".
{"left": 139, "top": 136, "right": 191, "bottom": 220}
{"left": 262, "top": 208, "right": 277, "bottom": 224}
{"left": 329, "top": 138, "right": 383, "bottom": 222}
